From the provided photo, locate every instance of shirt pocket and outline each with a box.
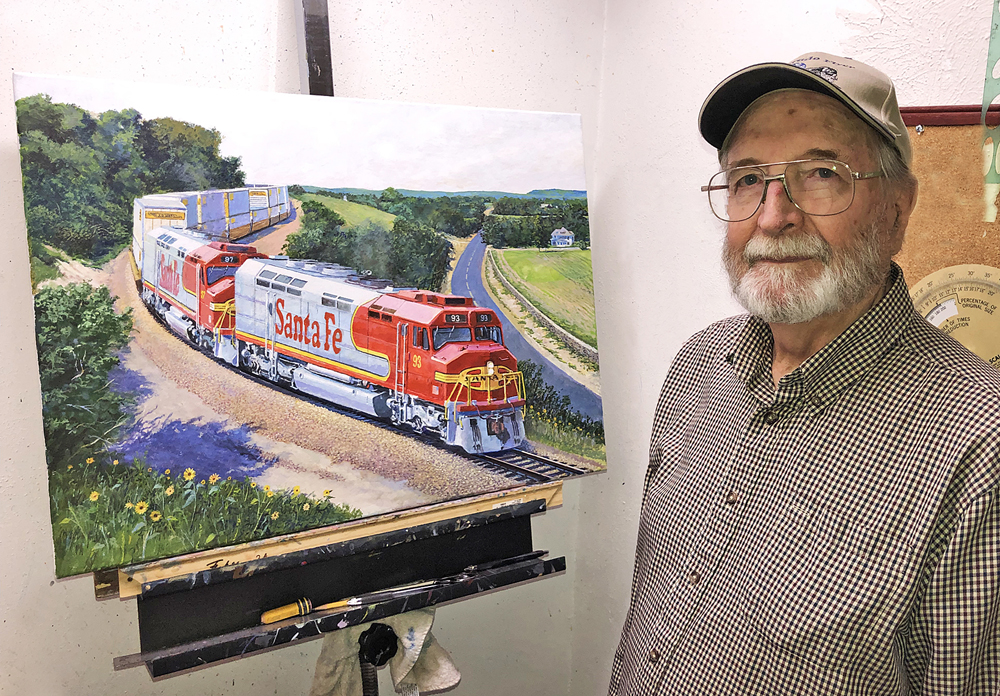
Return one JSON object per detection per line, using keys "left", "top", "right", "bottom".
{"left": 741, "top": 498, "right": 913, "bottom": 670}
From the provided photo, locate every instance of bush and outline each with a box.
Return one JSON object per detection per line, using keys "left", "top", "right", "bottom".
{"left": 518, "top": 359, "right": 603, "bottom": 443}
{"left": 34, "top": 283, "right": 134, "bottom": 470}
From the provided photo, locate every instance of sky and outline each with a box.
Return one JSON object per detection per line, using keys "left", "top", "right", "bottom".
{"left": 13, "top": 72, "right": 587, "bottom": 195}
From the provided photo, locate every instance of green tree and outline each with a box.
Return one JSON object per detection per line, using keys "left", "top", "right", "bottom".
{"left": 34, "top": 284, "right": 134, "bottom": 470}
{"left": 352, "top": 220, "right": 393, "bottom": 279}
{"left": 16, "top": 94, "right": 247, "bottom": 263}
{"left": 389, "top": 217, "right": 452, "bottom": 290}
{"left": 282, "top": 200, "right": 351, "bottom": 263}
{"left": 139, "top": 116, "right": 245, "bottom": 191}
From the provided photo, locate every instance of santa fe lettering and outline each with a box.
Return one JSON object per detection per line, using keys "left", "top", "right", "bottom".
{"left": 275, "top": 298, "right": 342, "bottom": 353}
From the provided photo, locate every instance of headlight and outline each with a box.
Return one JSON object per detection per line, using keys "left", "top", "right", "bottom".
{"left": 486, "top": 360, "right": 495, "bottom": 375}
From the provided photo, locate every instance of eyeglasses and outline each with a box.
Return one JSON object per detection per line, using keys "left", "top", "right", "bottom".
{"left": 702, "top": 159, "right": 884, "bottom": 222}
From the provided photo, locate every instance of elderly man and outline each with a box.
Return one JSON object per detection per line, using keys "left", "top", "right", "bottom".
{"left": 611, "top": 53, "right": 1000, "bottom": 694}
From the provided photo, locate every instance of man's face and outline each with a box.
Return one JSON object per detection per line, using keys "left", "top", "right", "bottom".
{"left": 721, "top": 90, "right": 902, "bottom": 324}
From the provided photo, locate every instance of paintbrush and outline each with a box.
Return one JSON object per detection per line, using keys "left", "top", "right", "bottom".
{"left": 260, "top": 550, "right": 547, "bottom": 624}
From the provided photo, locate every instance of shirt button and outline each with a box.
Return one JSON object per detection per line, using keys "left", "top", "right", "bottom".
{"left": 725, "top": 490, "right": 739, "bottom": 505}
{"left": 764, "top": 410, "right": 779, "bottom": 425}
{"left": 687, "top": 570, "right": 701, "bottom": 586}
{"left": 648, "top": 648, "right": 661, "bottom": 663}
{"left": 725, "top": 353, "right": 735, "bottom": 364}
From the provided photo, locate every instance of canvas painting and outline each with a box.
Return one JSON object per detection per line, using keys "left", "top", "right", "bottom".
{"left": 13, "top": 73, "right": 604, "bottom": 578}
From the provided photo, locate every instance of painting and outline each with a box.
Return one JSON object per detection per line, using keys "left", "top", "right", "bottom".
{"left": 13, "top": 73, "right": 604, "bottom": 578}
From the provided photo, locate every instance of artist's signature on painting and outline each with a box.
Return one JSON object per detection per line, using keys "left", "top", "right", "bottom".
{"left": 205, "top": 553, "right": 269, "bottom": 570}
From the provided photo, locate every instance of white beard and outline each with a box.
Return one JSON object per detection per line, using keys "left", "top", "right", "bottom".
{"left": 723, "top": 218, "right": 889, "bottom": 325}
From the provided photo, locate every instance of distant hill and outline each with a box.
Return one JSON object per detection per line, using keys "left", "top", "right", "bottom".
{"left": 302, "top": 186, "right": 587, "bottom": 201}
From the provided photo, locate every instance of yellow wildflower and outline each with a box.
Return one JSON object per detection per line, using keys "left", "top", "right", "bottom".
{"left": 165, "top": 485, "right": 175, "bottom": 496}
{"left": 208, "top": 474, "right": 220, "bottom": 485}
{"left": 86, "top": 457, "right": 94, "bottom": 464}
{"left": 292, "top": 486, "right": 301, "bottom": 496}
{"left": 125, "top": 502, "right": 134, "bottom": 510}
{"left": 67, "top": 465, "right": 73, "bottom": 471}
{"left": 112, "top": 459, "right": 119, "bottom": 466}
{"left": 89, "top": 491, "right": 99, "bottom": 502}
{"left": 271, "top": 511, "right": 279, "bottom": 520}
{"left": 303, "top": 503, "right": 310, "bottom": 511}
{"left": 264, "top": 485, "right": 271, "bottom": 492}
{"left": 164, "top": 469, "right": 170, "bottom": 475}
{"left": 250, "top": 481, "right": 257, "bottom": 488}
{"left": 149, "top": 510, "right": 162, "bottom": 522}
{"left": 227, "top": 476, "right": 232, "bottom": 481}
{"left": 200, "top": 479, "right": 206, "bottom": 485}
{"left": 323, "top": 489, "right": 332, "bottom": 496}
{"left": 267, "top": 490, "right": 274, "bottom": 498}
{"left": 183, "top": 468, "right": 195, "bottom": 481}
{"left": 147, "top": 467, "right": 152, "bottom": 473}
{"left": 134, "top": 501, "right": 148, "bottom": 515}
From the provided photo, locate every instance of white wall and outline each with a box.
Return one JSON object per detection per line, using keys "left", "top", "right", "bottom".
{"left": 0, "top": 0, "right": 992, "bottom": 694}
{"left": 569, "top": 0, "right": 992, "bottom": 693}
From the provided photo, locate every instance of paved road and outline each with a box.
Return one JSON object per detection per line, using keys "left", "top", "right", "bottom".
{"left": 451, "top": 234, "right": 604, "bottom": 422}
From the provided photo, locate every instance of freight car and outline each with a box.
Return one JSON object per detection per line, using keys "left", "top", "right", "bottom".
{"left": 136, "top": 226, "right": 525, "bottom": 454}
{"left": 132, "top": 185, "right": 290, "bottom": 266}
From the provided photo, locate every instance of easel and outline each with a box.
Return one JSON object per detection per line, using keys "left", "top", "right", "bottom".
{"left": 111, "top": 483, "right": 564, "bottom": 677}
{"left": 106, "top": 4, "right": 568, "bottom": 679}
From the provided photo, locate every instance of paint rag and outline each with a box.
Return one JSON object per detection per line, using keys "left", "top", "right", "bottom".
{"left": 309, "top": 608, "right": 460, "bottom": 696}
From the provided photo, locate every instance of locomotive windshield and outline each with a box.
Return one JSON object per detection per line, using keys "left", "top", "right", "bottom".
{"left": 205, "top": 266, "right": 237, "bottom": 285}
{"left": 433, "top": 326, "right": 472, "bottom": 350}
{"left": 474, "top": 326, "right": 502, "bottom": 344}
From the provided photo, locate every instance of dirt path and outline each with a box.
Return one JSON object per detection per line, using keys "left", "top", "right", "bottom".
{"left": 104, "top": 251, "right": 514, "bottom": 514}
{"left": 119, "top": 337, "right": 430, "bottom": 513}
{"left": 37, "top": 249, "right": 105, "bottom": 289}
{"left": 247, "top": 200, "right": 303, "bottom": 255}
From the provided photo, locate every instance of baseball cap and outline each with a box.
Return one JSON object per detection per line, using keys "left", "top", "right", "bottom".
{"left": 699, "top": 52, "right": 911, "bottom": 165}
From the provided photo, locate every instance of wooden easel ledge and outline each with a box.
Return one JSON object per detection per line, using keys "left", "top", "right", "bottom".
{"left": 111, "top": 482, "right": 562, "bottom": 599}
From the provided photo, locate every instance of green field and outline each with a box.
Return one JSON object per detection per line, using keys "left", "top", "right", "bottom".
{"left": 296, "top": 193, "right": 397, "bottom": 228}
{"left": 498, "top": 248, "right": 597, "bottom": 348}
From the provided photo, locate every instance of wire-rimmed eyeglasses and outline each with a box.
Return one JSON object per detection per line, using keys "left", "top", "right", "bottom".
{"left": 701, "top": 159, "right": 884, "bottom": 223}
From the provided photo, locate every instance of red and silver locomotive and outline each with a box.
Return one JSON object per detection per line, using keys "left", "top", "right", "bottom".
{"left": 136, "top": 225, "right": 525, "bottom": 453}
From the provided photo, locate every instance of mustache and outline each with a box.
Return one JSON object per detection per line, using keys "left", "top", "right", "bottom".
{"left": 743, "top": 233, "right": 832, "bottom": 266}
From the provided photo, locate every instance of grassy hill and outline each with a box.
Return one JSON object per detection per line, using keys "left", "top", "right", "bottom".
{"left": 295, "top": 193, "right": 396, "bottom": 228}
{"left": 498, "top": 248, "right": 597, "bottom": 348}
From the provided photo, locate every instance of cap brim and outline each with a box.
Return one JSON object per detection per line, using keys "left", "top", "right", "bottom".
{"left": 699, "top": 62, "right": 895, "bottom": 150}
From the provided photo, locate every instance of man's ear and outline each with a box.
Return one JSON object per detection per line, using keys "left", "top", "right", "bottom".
{"left": 887, "top": 179, "right": 918, "bottom": 257}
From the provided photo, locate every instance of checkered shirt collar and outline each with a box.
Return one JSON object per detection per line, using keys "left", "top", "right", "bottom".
{"left": 727, "top": 263, "right": 913, "bottom": 407}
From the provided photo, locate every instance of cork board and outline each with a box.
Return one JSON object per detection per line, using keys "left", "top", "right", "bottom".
{"left": 896, "top": 124, "right": 1000, "bottom": 286}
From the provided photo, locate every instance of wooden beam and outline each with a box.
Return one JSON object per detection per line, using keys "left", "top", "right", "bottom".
{"left": 901, "top": 105, "right": 1000, "bottom": 127}
{"left": 302, "top": 0, "right": 334, "bottom": 97}
{"left": 93, "top": 569, "right": 119, "bottom": 600}
{"left": 116, "top": 482, "right": 562, "bottom": 598}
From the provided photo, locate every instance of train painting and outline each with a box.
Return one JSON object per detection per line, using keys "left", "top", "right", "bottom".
{"left": 137, "top": 224, "right": 526, "bottom": 454}
{"left": 14, "top": 71, "right": 602, "bottom": 577}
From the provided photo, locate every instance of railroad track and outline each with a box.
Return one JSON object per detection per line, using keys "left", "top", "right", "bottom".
{"left": 474, "top": 448, "right": 589, "bottom": 483}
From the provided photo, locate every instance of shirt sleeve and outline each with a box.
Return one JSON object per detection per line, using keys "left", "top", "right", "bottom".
{"left": 904, "top": 487, "right": 1000, "bottom": 694}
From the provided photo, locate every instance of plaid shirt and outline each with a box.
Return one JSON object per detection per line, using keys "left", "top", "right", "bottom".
{"left": 611, "top": 264, "right": 1000, "bottom": 695}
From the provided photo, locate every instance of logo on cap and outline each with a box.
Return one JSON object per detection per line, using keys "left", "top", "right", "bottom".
{"left": 793, "top": 61, "right": 839, "bottom": 83}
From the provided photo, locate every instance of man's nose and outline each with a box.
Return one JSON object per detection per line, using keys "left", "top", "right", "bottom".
{"left": 756, "top": 179, "right": 801, "bottom": 233}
